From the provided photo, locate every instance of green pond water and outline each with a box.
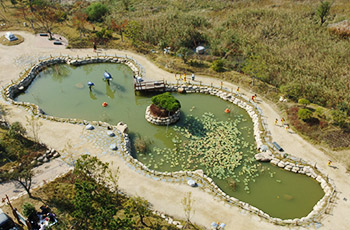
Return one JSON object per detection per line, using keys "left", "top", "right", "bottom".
{"left": 16, "top": 63, "right": 324, "bottom": 219}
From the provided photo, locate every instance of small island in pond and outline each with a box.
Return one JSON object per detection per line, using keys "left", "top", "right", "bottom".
{"left": 145, "top": 92, "right": 181, "bottom": 125}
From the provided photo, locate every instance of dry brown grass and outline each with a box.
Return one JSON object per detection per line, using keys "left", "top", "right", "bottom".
{"left": 328, "top": 20, "right": 350, "bottom": 38}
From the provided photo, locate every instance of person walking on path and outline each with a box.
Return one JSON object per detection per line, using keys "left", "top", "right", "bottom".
{"left": 281, "top": 117, "right": 285, "bottom": 126}
{"left": 275, "top": 118, "right": 278, "bottom": 126}
{"left": 93, "top": 42, "right": 97, "bottom": 52}
{"left": 285, "top": 124, "right": 290, "bottom": 132}
{"left": 192, "top": 73, "right": 195, "bottom": 81}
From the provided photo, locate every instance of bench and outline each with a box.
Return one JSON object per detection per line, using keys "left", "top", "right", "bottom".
{"left": 53, "top": 41, "right": 62, "bottom": 45}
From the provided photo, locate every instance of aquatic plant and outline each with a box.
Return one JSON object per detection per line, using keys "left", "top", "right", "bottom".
{"left": 147, "top": 113, "right": 260, "bottom": 192}
{"left": 134, "top": 135, "right": 152, "bottom": 154}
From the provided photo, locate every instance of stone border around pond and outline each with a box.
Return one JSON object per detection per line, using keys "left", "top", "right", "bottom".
{"left": 1, "top": 55, "right": 336, "bottom": 227}
{"left": 145, "top": 105, "right": 180, "bottom": 125}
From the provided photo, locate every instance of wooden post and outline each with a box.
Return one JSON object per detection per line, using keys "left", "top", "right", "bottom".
{"left": 3, "top": 195, "right": 22, "bottom": 226}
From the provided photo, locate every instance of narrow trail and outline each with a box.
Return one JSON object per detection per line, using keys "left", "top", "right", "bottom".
{"left": 0, "top": 31, "right": 349, "bottom": 230}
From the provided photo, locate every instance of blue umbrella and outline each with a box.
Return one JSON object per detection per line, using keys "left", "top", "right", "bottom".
{"left": 88, "top": 82, "right": 95, "bottom": 87}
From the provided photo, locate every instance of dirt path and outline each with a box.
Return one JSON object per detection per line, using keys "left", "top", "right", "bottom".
{"left": 0, "top": 159, "right": 72, "bottom": 206}
{"left": 1, "top": 31, "right": 349, "bottom": 230}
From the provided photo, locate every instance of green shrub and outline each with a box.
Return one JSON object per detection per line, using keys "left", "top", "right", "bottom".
{"left": 176, "top": 47, "right": 193, "bottom": 63}
{"left": 280, "top": 83, "right": 302, "bottom": 100}
{"left": 86, "top": 3, "right": 108, "bottom": 22}
{"left": 151, "top": 92, "right": 181, "bottom": 112}
{"left": 315, "top": 107, "right": 324, "bottom": 118}
{"left": 298, "top": 108, "right": 313, "bottom": 121}
{"left": 22, "top": 202, "right": 36, "bottom": 218}
{"left": 298, "top": 98, "right": 310, "bottom": 107}
{"left": 8, "top": 121, "right": 26, "bottom": 138}
{"left": 332, "top": 110, "right": 347, "bottom": 127}
{"left": 211, "top": 59, "right": 224, "bottom": 72}
{"left": 316, "top": 1, "right": 331, "bottom": 25}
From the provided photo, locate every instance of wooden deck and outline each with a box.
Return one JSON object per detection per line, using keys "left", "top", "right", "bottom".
{"left": 134, "top": 79, "right": 166, "bottom": 92}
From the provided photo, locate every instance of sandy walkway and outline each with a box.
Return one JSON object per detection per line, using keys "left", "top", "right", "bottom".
{"left": 1, "top": 31, "right": 349, "bottom": 230}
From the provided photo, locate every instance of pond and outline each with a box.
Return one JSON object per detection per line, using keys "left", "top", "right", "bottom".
{"left": 15, "top": 63, "right": 324, "bottom": 219}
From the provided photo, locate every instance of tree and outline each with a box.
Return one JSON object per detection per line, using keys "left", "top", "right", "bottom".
{"left": 8, "top": 121, "right": 26, "bottom": 139}
{"left": 72, "top": 11, "right": 89, "bottom": 38}
{"left": 298, "top": 98, "right": 310, "bottom": 108}
{"left": 177, "top": 47, "right": 193, "bottom": 64}
{"left": 242, "top": 54, "right": 268, "bottom": 82}
{"left": 211, "top": 59, "right": 224, "bottom": 72}
{"left": 298, "top": 108, "right": 313, "bottom": 121}
{"left": 95, "top": 27, "right": 113, "bottom": 44}
{"left": 111, "top": 19, "right": 128, "bottom": 42}
{"left": 182, "top": 192, "right": 195, "bottom": 229}
{"left": 125, "top": 196, "right": 152, "bottom": 227}
{"left": 316, "top": 1, "right": 332, "bottom": 25}
{"left": 124, "top": 20, "right": 141, "bottom": 46}
{"left": 72, "top": 155, "right": 133, "bottom": 229}
{"left": 86, "top": 2, "right": 108, "bottom": 22}
{"left": 31, "top": 0, "right": 63, "bottom": 40}
{"left": 0, "top": 122, "right": 44, "bottom": 198}
{"left": 280, "top": 83, "right": 302, "bottom": 101}
{"left": 0, "top": 158, "right": 35, "bottom": 198}
{"left": 26, "top": 115, "right": 42, "bottom": 143}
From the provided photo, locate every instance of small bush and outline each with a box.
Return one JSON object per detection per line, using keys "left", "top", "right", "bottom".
{"left": 280, "top": 83, "right": 302, "bottom": 101}
{"left": 22, "top": 202, "right": 36, "bottom": 218}
{"left": 8, "top": 121, "right": 26, "bottom": 138}
{"left": 86, "top": 3, "right": 108, "bottom": 22}
{"left": 151, "top": 92, "right": 181, "bottom": 112}
{"left": 211, "top": 59, "right": 224, "bottom": 72}
{"left": 298, "top": 98, "right": 310, "bottom": 107}
{"left": 315, "top": 107, "right": 324, "bottom": 118}
{"left": 332, "top": 110, "right": 347, "bottom": 127}
{"left": 298, "top": 108, "right": 313, "bottom": 121}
